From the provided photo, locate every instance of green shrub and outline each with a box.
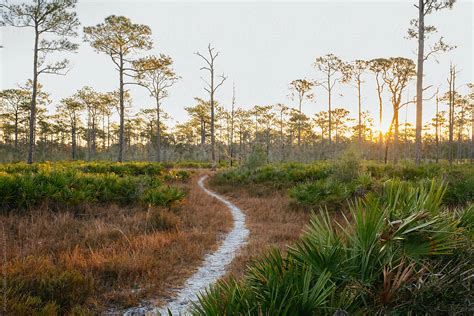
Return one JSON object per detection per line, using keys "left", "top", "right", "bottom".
{"left": 142, "top": 186, "right": 185, "bottom": 208}
{"left": 332, "top": 151, "right": 361, "bottom": 182}
{"left": 214, "top": 161, "right": 473, "bottom": 208}
{"left": 0, "top": 162, "right": 188, "bottom": 212}
{"left": 194, "top": 250, "right": 335, "bottom": 315}
{"left": 211, "top": 162, "right": 332, "bottom": 190}
{"left": 163, "top": 169, "right": 191, "bottom": 182}
{"left": 289, "top": 179, "right": 351, "bottom": 208}
{"left": 443, "top": 167, "right": 474, "bottom": 205}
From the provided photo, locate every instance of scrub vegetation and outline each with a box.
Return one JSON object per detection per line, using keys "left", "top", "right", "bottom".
{"left": 195, "top": 160, "right": 474, "bottom": 315}
{"left": 0, "top": 161, "right": 233, "bottom": 314}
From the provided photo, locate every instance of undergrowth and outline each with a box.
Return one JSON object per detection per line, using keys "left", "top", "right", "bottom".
{"left": 0, "top": 161, "right": 190, "bottom": 212}
{"left": 212, "top": 159, "right": 474, "bottom": 209}
{"left": 192, "top": 180, "right": 473, "bottom": 315}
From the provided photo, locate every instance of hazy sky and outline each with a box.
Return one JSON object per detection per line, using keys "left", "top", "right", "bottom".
{"left": 1, "top": 0, "right": 473, "bottom": 132}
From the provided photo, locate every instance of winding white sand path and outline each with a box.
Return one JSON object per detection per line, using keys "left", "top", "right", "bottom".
{"left": 123, "top": 175, "right": 249, "bottom": 315}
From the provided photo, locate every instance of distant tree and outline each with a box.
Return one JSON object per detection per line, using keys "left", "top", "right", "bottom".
{"left": 313, "top": 54, "right": 351, "bottom": 144}
{"left": 100, "top": 92, "right": 116, "bottom": 150}
{"left": 132, "top": 54, "right": 179, "bottom": 161}
{"left": 468, "top": 83, "right": 474, "bottom": 162}
{"left": 3, "top": 0, "right": 80, "bottom": 163}
{"left": 433, "top": 93, "right": 441, "bottom": 162}
{"left": 407, "top": 0, "right": 456, "bottom": 164}
{"left": 75, "top": 87, "right": 100, "bottom": 159}
{"left": 0, "top": 89, "right": 30, "bottom": 148}
{"left": 453, "top": 94, "right": 469, "bottom": 160}
{"left": 444, "top": 64, "right": 457, "bottom": 164}
{"left": 229, "top": 84, "right": 237, "bottom": 166}
{"left": 347, "top": 60, "right": 368, "bottom": 146}
{"left": 314, "top": 110, "right": 330, "bottom": 142}
{"left": 185, "top": 98, "right": 211, "bottom": 147}
{"left": 255, "top": 105, "right": 274, "bottom": 161}
{"left": 369, "top": 59, "right": 387, "bottom": 159}
{"left": 331, "top": 108, "right": 353, "bottom": 144}
{"left": 275, "top": 103, "right": 290, "bottom": 160}
{"left": 353, "top": 111, "right": 375, "bottom": 143}
{"left": 84, "top": 15, "right": 153, "bottom": 162}
{"left": 234, "top": 108, "right": 253, "bottom": 162}
{"left": 378, "top": 57, "right": 416, "bottom": 163}
{"left": 57, "top": 96, "right": 84, "bottom": 159}
{"left": 131, "top": 65, "right": 172, "bottom": 151}
{"left": 195, "top": 44, "right": 227, "bottom": 168}
{"left": 289, "top": 79, "right": 315, "bottom": 147}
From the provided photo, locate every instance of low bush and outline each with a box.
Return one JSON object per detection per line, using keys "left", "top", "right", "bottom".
{"left": 289, "top": 179, "right": 351, "bottom": 209}
{"left": 213, "top": 162, "right": 474, "bottom": 208}
{"left": 211, "top": 162, "right": 331, "bottom": 190}
{"left": 443, "top": 167, "right": 474, "bottom": 206}
{"left": 76, "top": 161, "right": 164, "bottom": 176}
{"left": 142, "top": 186, "right": 186, "bottom": 208}
{"left": 0, "top": 162, "right": 187, "bottom": 212}
{"left": 163, "top": 169, "right": 191, "bottom": 182}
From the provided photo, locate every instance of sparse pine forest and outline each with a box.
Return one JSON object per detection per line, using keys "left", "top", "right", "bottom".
{"left": 0, "top": 0, "right": 472, "bottom": 315}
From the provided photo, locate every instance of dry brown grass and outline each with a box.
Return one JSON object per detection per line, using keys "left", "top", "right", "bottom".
{"left": 208, "top": 181, "right": 311, "bottom": 279}
{"left": 2, "top": 172, "right": 233, "bottom": 312}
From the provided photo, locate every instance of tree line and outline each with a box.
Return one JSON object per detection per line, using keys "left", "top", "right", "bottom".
{"left": 0, "top": 0, "right": 472, "bottom": 165}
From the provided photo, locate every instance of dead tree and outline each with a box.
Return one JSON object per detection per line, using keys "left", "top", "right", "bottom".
{"left": 195, "top": 44, "right": 227, "bottom": 168}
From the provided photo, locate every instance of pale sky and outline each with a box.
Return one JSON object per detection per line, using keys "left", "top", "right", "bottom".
{"left": 1, "top": 0, "right": 473, "bottom": 132}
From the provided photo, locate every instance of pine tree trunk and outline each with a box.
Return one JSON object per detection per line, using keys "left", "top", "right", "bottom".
{"left": 210, "top": 71, "right": 216, "bottom": 168}
{"left": 298, "top": 98, "right": 302, "bottom": 148}
{"left": 327, "top": 71, "right": 332, "bottom": 145}
{"left": 435, "top": 96, "right": 439, "bottom": 163}
{"left": 118, "top": 55, "right": 125, "bottom": 163}
{"left": 72, "top": 113, "right": 77, "bottom": 160}
{"left": 394, "top": 107, "right": 399, "bottom": 164}
{"left": 28, "top": 29, "right": 39, "bottom": 164}
{"left": 358, "top": 77, "right": 362, "bottom": 146}
{"left": 14, "top": 111, "right": 18, "bottom": 149}
{"left": 415, "top": 0, "right": 425, "bottom": 165}
{"left": 156, "top": 97, "right": 161, "bottom": 162}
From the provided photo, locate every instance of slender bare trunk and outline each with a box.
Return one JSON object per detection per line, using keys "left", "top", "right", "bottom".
{"left": 415, "top": 0, "right": 425, "bottom": 165}
{"left": 327, "top": 70, "right": 332, "bottom": 145}
{"left": 393, "top": 104, "right": 399, "bottom": 164}
{"left": 298, "top": 98, "right": 302, "bottom": 147}
{"left": 200, "top": 119, "right": 205, "bottom": 146}
{"left": 280, "top": 110, "right": 284, "bottom": 161}
{"left": 210, "top": 71, "right": 216, "bottom": 167}
{"left": 358, "top": 76, "right": 362, "bottom": 146}
{"left": 156, "top": 97, "right": 161, "bottom": 162}
{"left": 71, "top": 113, "right": 77, "bottom": 160}
{"left": 376, "top": 73, "right": 384, "bottom": 161}
{"left": 448, "top": 65, "right": 455, "bottom": 165}
{"left": 118, "top": 54, "right": 125, "bottom": 162}
{"left": 435, "top": 95, "right": 439, "bottom": 163}
{"left": 14, "top": 111, "right": 18, "bottom": 149}
{"left": 471, "top": 105, "right": 474, "bottom": 163}
{"left": 28, "top": 29, "right": 39, "bottom": 164}
{"left": 91, "top": 114, "right": 96, "bottom": 156}
{"left": 229, "top": 87, "right": 235, "bottom": 166}
{"left": 107, "top": 114, "right": 110, "bottom": 149}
